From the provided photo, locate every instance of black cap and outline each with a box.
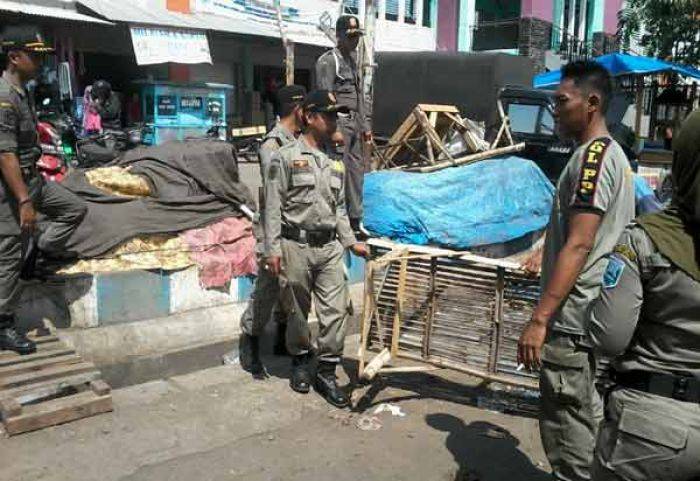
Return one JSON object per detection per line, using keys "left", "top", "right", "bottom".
{"left": 336, "top": 15, "right": 363, "bottom": 37}
{"left": 1, "top": 25, "right": 54, "bottom": 54}
{"left": 278, "top": 84, "right": 306, "bottom": 106}
{"left": 303, "top": 90, "right": 350, "bottom": 114}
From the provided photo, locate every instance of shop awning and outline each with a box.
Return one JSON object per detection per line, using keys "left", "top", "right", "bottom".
{"left": 0, "top": 0, "right": 113, "bottom": 24}
{"left": 76, "top": 0, "right": 332, "bottom": 47}
{"left": 76, "top": 0, "right": 199, "bottom": 29}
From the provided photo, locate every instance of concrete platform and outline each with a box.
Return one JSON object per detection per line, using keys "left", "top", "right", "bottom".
{"left": 15, "top": 254, "right": 366, "bottom": 388}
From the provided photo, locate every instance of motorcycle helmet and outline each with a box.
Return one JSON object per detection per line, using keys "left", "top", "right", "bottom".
{"left": 91, "top": 79, "right": 112, "bottom": 102}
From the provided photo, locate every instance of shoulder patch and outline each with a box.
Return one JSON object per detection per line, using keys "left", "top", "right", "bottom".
{"left": 293, "top": 159, "right": 309, "bottom": 169}
{"left": 613, "top": 243, "right": 637, "bottom": 263}
{"left": 332, "top": 160, "right": 344, "bottom": 173}
{"left": 575, "top": 137, "right": 612, "bottom": 206}
{"left": 603, "top": 256, "right": 625, "bottom": 289}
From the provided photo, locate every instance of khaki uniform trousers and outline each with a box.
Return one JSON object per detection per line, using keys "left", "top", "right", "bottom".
{"left": 540, "top": 331, "right": 604, "bottom": 481}
{"left": 278, "top": 238, "right": 349, "bottom": 363}
{"left": 592, "top": 387, "right": 700, "bottom": 481}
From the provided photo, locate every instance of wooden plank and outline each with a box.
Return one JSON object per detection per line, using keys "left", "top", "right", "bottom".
{"left": 416, "top": 104, "right": 460, "bottom": 113}
{"left": 0, "top": 397, "right": 22, "bottom": 417}
{"left": 358, "top": 261, "right": 375, "bottom": 375}
{"left": 0, "top": 346, "right": 75, "bottom": 367}
{"left": 3, "top": 391, "right": 112, "bottom": 436}
{"left": 423, "top": 257, "right": 438, "bottom": 358}
{"left": 0, "top": 354, "right": 82, "bottom": 378}
{"left": 0, "top": 362, "right": 98, "bottom": 389}
{"left": 391, "top": 258, "right": 409, "bottom": 358}
{"left": 90, "top": 380, "right": 111, "bottom": 396}
{"left": 488, "top": 267, "right": 505, "bottom": 373}
{"left": 428, "top": 111, "right": 438, "bottom": 128}
{"left": 4, "top": 371, "right": 101, "bottom": 405}
{"left": 408, "top": 142, "right": 525, "bottom": 173}
{"left": 385, "top": 116, "right": 419, "bottom": 160}
{"left": 413, "top": 107, "right": 454, "bottom": 163}
{"left": 231, "top": 125, "right": 266, "bottom": 138}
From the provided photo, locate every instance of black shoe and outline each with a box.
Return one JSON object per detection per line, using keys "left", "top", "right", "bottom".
{"left": 0, "top": 327, "right": 37, "bottom": 355}
{"left": 290, "top": 355, "right": 312, "bottom": 394}
{"left": 315, "top": 363, "right": 350, "bottom": 408}
{"left": 239, "top": 334, "right": 267, "bottom": 380}
{"left": 273, "top": 322, "right": 289, "bottom": 357}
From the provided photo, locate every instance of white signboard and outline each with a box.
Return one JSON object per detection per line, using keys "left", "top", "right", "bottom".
{"left": 193, "top": 0, "right": 337, "bottom": 46}
{"left": 130, "top": 26, "right": 212, "bottom": 66}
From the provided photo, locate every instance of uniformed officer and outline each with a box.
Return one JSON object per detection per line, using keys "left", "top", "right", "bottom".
{"left": 238, "top": 84, "right": 306, "bottom": 379}
{"left": 315, "top": 15, "right": 371, "bottom": 237}
{"left": 517, "top": 61, "right": 635, "bottom": 481}
{"left": 588, "top": 110, "right": 700, "bottom": 481}
{"left": 264, "top": 90, "right": 369, "bottom": 408}
{"left": 0, "top": 26, "right": 87, "bottom": 354}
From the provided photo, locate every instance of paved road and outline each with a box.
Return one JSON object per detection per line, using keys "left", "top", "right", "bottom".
{"left": 1, "top": 336, "right": 549, "bottom": 481}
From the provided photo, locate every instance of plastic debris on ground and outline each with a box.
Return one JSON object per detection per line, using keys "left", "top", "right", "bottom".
{"left": 373, "top": 403, "right": 407, "bottom": 417}
{"left": 364, "top": 156, "right": 555, "bottom": 250}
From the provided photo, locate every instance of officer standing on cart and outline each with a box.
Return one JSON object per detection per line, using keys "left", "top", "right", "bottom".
{"left": 315, "top": 15, "right": 371, "bottom": 237}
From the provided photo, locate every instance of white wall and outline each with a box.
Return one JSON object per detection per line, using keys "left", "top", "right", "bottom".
{"left": 374, "top": 19, "right": 437, "bottom": 52}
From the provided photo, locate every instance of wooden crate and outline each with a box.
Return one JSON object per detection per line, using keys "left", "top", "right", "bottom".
{"left": 0, "top": 334, "right": 112, "bottom": 436}
{"left": 359, "top": 239, "right": 612, "bottom": 391}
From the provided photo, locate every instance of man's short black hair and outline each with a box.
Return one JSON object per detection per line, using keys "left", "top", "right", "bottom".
{"left": 561, "top": 60, "right": 613, "bottom": 113}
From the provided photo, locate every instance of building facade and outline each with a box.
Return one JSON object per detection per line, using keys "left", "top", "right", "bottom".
{"left": 445, "top": 0, "right": 624, "bottom": 71}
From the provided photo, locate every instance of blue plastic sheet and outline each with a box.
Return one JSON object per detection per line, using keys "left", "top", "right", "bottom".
{"left": 364, "top": 156, "right": 555, "bottom": 249}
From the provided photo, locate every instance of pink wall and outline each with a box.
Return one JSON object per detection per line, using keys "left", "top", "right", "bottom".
{"left": 604, "top": 0, "right": 624, "bottom": 34}
{"left": 437, "top": 0, "right": 459, "bottom": 51}
{"left": 521, "top": 0, "right": 553, "bottom": 22}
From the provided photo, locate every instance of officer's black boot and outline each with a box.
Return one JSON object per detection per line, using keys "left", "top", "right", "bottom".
{"left": 315, "top": 361, "right": 350, "bottom": 408}
{"left": 290, "top": 354, "right": 312, "bottom": 394}
{"left": 273, "top": 321, "right": 289, "bottom": 356}
{"left": 0, "top": 316, "right": 36, "bottom": 355}
{"left": 239, "top": 333, "right": 267, "bottom": 380}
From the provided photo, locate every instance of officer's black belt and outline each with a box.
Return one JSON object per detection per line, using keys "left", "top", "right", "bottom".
{"left": 282, "top": 225, "right": 335, "bottom": 247}
{"left": 613, "top": 370, "right": 700, "bottom": 403}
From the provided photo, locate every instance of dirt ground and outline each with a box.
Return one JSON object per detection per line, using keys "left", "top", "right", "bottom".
{"left": 0, "top": 336, "right": 550, "bottom": 481}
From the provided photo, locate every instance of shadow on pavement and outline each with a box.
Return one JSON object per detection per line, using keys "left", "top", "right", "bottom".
{"left": 344, "top": 357, "right": 539, "bottom": 420}
{"left": 426, "top": 414, "right": 550, "bottom": 481}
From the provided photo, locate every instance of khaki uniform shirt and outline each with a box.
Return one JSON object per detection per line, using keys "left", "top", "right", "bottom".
{"left": 0, "top": 73, "right": 42, "bottom": 235}
{"left": 589, "top": 224, "right": 700, "bottom": 377}
{"left": 541, "top": 137, "right": 635, "bottom": 336}
{"left": 315, "top": 48, "right": 368, "bottom": 132}
{"left": 263, "top": 137, "right": 357, "bottom": 257}
{"left": 254, "top": 123, "right": 296, "bottom": 255}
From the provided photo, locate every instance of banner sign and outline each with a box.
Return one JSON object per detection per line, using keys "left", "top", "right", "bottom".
{"left": 193, "top": 0, "right": 338, "bottom": 46}
{"left": 130, "top": 26, "right": 212, "bottom": 65}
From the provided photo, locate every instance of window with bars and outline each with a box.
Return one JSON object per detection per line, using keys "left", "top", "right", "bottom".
{"left": 343, "top": 0, "right": 359, "bottom": 15}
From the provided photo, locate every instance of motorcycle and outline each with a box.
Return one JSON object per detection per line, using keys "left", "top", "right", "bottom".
{"left": 75, "top": 124, "right": 150, "bottom": 168}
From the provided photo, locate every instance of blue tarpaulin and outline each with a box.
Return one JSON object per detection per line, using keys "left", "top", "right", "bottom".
{"left": 364, "top": 156, "right": 555, "bottom": 249}
{"left": 534, "top": 53, "right": 700, "bottom": 88}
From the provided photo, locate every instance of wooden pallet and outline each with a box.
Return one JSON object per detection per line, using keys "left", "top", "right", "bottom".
{"left": 0, "top": 334, "right": 112, "bottom": 436}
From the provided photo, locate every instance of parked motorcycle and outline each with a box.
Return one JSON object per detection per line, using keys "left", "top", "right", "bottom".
{"left": 76, "top": 125, "right": 150, "bottom": 168}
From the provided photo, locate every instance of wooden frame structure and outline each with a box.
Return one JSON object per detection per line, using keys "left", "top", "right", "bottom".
{"left": 373, "top": 104, "right": 525, "bottom": 173}
{"left": 358, "top": 239, "right": 540, "bottom": 390}
{"left": 0, "top": 332, "right": 113, "bottom": 436}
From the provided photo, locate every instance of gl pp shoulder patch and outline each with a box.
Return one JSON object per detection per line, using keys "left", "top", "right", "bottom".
{"left": 613, "top": 243, "right": 637, "bottom": 263}
{"left": 574, "top": 137, "right": 612, "bottom": 207}
{"left": 603, "top": 256, "right": 625, "bottom": 289}
{"left": 332, "top": 160, "right": 344, "bottom": 173}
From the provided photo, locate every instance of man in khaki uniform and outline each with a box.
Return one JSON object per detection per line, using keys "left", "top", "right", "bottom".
{"left": 238, "top": 85, "right": 306, "bottom": 379}
{"left": 517, "top": 61, "right": 635, "bottom": 481}
{"left": 0, "top": 26, "right": 86, "bottom": 354}
{"left": 264, "top": 90, "right": 368, "bottom": 408}
{"left": 588, "top": 110, "right": 700, "bottom": 481}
